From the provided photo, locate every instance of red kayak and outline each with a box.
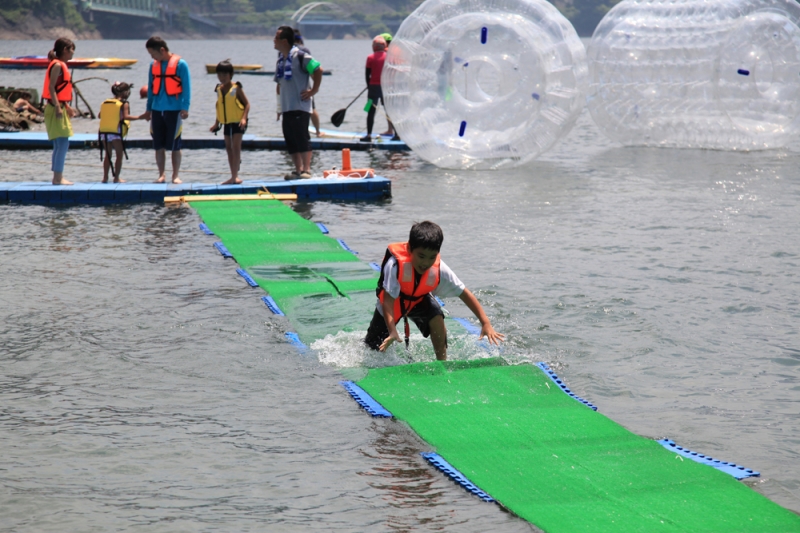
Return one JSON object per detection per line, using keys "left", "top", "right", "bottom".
{"left": 0, "top": 56, "right": 97, "bottom": 69}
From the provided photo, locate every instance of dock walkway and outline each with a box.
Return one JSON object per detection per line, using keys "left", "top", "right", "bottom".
{"left": 0, "top": 132, "right": 409, "bottom": 151}
{"left": 0, "top": 177, "right": 391, "bottom": 204}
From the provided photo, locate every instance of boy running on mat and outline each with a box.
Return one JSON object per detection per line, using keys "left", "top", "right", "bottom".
{"left": 365, "top": 221, "right": 504, "bottom": 360}
{"left": 210, "top": 60, "right": 250, "bottom": 185}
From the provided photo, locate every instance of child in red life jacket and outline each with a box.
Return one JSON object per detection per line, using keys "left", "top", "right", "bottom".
{"left": 365, "top": 221, "right": 504, "bottom": 360}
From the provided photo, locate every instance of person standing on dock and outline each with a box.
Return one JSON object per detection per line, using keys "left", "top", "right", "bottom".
{"left": 292, "top": 30, "right": 323, "bottom": 137}
{"left": 142, "top": 36, "right": 191, "bottom": 184}
{"left": 210, "top": 60, "right": 250, "bottom": 185}
{"left": 274, "top": 25, "right": 323, "bottom": 180}
{"left": 43, "top": 37, "right": 77, "bottom": 186}
{"left": 362, "top": 36, "right": 397, "bottom": 143}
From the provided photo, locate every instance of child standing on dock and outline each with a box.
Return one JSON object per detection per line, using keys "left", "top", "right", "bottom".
{"left": 365, "top": 221, "right": 504, "bottom": 361}
{"left": 142, "top": 36, "right": 191, "bottom": 184}
{"left": 43, "top": 37, "right": 77, "bottom": 185}
{"left": 99, "top": 82, "right": 143, "bottom": 183}
{"left": 210, "top": 60, "right": 250, "bottom": 185}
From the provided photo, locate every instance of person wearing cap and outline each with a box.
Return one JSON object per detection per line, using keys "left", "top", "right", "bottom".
{"left": 274, "top": 25, "right": 323, "bottom": 180}
{"left": 362, "top": 35, "right": 398, "bottom": 142}
{"left": 292, "top": 28, "right": 323, "bottom": 137}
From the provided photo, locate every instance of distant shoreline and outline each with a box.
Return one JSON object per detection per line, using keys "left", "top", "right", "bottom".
{"left": 0, "top": 14, "right": 373, "bottom": 41}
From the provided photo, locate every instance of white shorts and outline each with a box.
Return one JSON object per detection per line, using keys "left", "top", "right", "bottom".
{"left": 101, "top": 133, "right": 123, "bottom": 142}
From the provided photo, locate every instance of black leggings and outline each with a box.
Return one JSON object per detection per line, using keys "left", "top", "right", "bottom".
{"left": 366, "top": 85, "right": 384, "bottom": 136}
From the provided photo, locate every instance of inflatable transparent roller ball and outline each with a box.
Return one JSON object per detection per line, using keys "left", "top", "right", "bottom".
{"left": 588, "top": 0, "right": 800, "bottom": 150}
{"left": 382, "top": 0, "right": 588, "bottom": 169}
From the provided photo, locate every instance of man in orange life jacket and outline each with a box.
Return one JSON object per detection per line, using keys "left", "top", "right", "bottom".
{"left": 141, "top": 36, "right": 191, "bottom": 184}
{"left": 365, "top": 221, "right": 504, "bottom": 361}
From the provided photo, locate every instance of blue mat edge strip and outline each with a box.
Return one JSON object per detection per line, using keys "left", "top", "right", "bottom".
{"left": 199, "top": 223, "right": 214, "bottom": 235}
{"left": 340, "top": 380, "right": 392, "bottom": 418}
{"left": 657, "top": 439, "right": 760, "bottom": 479}
{"left": 214, "top": 241, "right": 233, "bottom": 258}
{"left": 261, "top": 295, "right": 285, "bottom": 316}
{"left": 316, "top": 222, "right": 329, "bottom": 234}
{"left": 236, "top": 268, "right": 259, "bottom": 287}
{"left": 421, "top": 452, "right": 496, "bottom": 503}
{"left": 285, "top": 332, "right": 307, "bottom": 352}
{"left": 337, "top": 239, "right": 359, "bottom": 255}
{"left": 453, "top": 317, "right": 481, "bottom": 336}
{"left": 536, "top": 362, "right": 599, "bottom": 411}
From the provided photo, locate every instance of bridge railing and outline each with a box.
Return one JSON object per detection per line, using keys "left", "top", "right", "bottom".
{"left": 79, "top": 0, "right": 161, "bottom": 20}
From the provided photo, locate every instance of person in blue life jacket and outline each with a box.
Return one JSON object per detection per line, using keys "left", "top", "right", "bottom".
{"left": 365, "top": 221, "right": 504, "bottom": 361}
{"left": 274, "top": 25, "right": 323, "bottom": 180}
{"left": 141, "top": 36, "right": 191, "bottom": 184}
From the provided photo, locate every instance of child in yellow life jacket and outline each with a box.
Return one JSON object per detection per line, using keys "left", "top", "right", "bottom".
{"left": 210, "top": 60, "right": 250, "bottom": 185}
{"left": 364, "top": 221, "right": 505, "bottom": 361}
{"left": 98, "top": 82, "right": 143, "bottom": 183}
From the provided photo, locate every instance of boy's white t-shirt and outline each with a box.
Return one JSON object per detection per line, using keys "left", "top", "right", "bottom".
{"left": 375, "top": 256, "right": 465, "bottom": 316}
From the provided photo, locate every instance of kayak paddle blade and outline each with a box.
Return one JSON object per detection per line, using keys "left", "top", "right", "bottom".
{"left": 331, "top": 108, "right": 346, "bottom": 128}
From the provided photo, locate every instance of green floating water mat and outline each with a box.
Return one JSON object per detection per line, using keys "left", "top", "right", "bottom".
{"left": 192, "top": 200, "right": 378, "bottom": 318}
{"left": 356, "top": 359, "right": 800, "bottom": 533}
{"left": 191, "top": 200, "right": 799, "bottom": 530}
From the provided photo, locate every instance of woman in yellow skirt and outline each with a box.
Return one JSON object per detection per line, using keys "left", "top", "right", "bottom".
{"left": 42, "top": 37, "right": 77, "bottom": 185}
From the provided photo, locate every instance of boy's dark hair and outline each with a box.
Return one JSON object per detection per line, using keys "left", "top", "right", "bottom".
{"left": 277, "top": 26, "right": 295, "bottom": 46}
{"left": 409, "top": 221, "right": 443, "bottom": 252}
{"left": 216, "top": 60, "right": 234, "bottom": 75}
{"left": 145, "top": 36, "right": 169, "bottom": 52}
{"left": 293, "top": 28, "right": 303, "bottom": 43}
{"left": 111, "top": 81, "right": 132, "bottom": 97}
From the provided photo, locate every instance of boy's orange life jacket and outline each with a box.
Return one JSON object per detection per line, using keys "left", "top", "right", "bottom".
{"left": 377, "top": 242, "right": 441, "bottom": 320}
{"left": 151, "top": 54, "right": 182, "bottom": 96}
{"left": 42, "top": 59, "right": 72, "bottom": 103}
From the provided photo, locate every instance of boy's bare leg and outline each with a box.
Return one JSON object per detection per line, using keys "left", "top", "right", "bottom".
{"left": 101, "top": 150, "right": 111, "bottom": 183}
{"left": 429, "top": 315, "right": 448, "bottom": 361}
{"left": 221, "top": 134, "right": 243, "bottom": 185}
{"left": 171, "top": 150, "right": 182, "bottom": 184}
{"left": 113, "top": 140, "right": 124, "bottom": 182}
{"left": 154, "top": 149, "right": 166, "bottom": 182}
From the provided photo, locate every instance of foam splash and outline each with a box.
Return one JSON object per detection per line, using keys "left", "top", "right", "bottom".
{"left": 312, "top": 331, "right": 503, "bottom": 368}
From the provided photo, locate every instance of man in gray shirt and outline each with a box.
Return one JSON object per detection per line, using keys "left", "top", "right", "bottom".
{"left": 273, "top": 25, "right": 323, "bottom": 180}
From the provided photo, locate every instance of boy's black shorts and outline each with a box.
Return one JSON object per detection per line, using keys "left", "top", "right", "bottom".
{"left": 223, "top": 122, "right": 247, "bottom": 136}
{"left": 281, "top": 110, "right": 311, "bottom": 154}
{"left": 364, "top": 294, "right": 444, "bottom": 350}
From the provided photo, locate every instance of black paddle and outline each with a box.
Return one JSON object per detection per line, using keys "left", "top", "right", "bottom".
{"left": 330, "top": 87, "right": 368, "bottom": 128}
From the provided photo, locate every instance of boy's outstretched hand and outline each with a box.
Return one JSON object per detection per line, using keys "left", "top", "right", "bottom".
{"left": 379, "top": 330, "right": 403, "bottom": 351}
{"left": 480, "top": 323, "right": 505, "bottom": 345}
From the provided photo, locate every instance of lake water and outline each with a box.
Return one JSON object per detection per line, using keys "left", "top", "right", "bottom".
{"left": 1, "top": 39, "right": 799, "bottom": 531}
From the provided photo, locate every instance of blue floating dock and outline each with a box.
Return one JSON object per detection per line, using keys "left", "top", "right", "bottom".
{"left": 0, "top": 132, "right": 409, "bottom": 151}
{"left": 0, "top": 177, "right": 392, "bottom": 204}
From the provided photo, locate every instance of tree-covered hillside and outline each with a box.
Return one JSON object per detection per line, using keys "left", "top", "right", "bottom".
{"left": 0, "top": 0, "right": 619, "bottom": 39}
